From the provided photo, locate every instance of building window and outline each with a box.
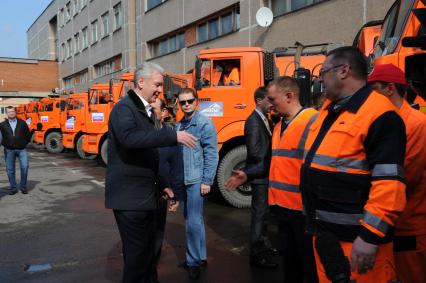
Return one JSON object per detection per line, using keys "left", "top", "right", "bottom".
{"left": 114, "top": 3, "right": 122, "bottom": 30}
{"left": 74, "top": 33, "right": 80, "bottom": 53}
{"left": 82, "top": 27, "right": 88, "bottom": 49}
{"left": 59, "top": 9, "right": 64, "bottom": 26}
{"left": 101, "top": 12, "right": 109, "bottom": 37}
{"left": 151, "top": 32, "right": 185, "bottom": 57}
{"left": 65, "top": 2, "right": 71, "bottom": 21}
{"left": 197, "top": 7, "right": 240, "bottom": 43}
{"left": 146, "top": 0, "right": 167, "bottom": 11}
{"left": 72, "top": 0, "right": 78, "bottom": 16}
{"left": 64, "top": 77, "right": 73, "bottom": 89}
{"left": 61, "top": 43, "right": 65, "bottom": 61}
{"left": 94, "top": 55, "right": 122, "bottom": 78}
{"left": 271, "top": 0, "right": 325, "bottom": 17}
{"left": 91, "top": 20, "right": 98, "bottom": 43}
{"left": 80, "top": 70, "right": 88, "bottom": 84}
{"left": 81, "top": 0, "right": 88, "bottom": 9}
{"left": 67, "top": 39, "right": 72, "bottom": 58}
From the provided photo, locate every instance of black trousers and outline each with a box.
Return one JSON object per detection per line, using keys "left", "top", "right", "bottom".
{"left": 154, "top": 199, "right": 168, "bottom": 274}
{"left": 114, "top": 209, "right": 158, "bottom": 283}
{"left": 250, "top": 183, "right": 270, "bottom": 258}
{"left": 275, "top": 208, "right": 318, "bottom": 283}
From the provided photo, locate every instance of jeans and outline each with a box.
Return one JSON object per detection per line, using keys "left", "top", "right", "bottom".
{"left": 183, "top": 183, "right": 206, "bottom": 267}
{"left": 4, "top": 148, "right": 29, "bottom": 192}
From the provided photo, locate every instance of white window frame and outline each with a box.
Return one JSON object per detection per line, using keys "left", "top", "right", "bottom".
{"left": 113, "top": 2, "right": 122, "bottom": 30}
{"left": 101, "top": 12, "right": 109, "bottom": 38}
{"left": 91, "top": 20, "right": 98, "bottom": 43}
{"left": 82, "top": 27, "right": 88, "bottom": 49}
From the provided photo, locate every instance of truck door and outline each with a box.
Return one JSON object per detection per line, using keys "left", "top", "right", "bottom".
{"left": 197, "top": 55, "right": 258, "bottom": 132}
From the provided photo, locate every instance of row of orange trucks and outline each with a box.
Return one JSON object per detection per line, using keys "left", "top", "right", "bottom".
{"left": 15, "top": 0, "right": 426, "bottom": 208}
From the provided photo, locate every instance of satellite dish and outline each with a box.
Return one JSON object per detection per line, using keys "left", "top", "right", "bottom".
{"left": 256, "top": 7, "right": 273, "bottom": 28}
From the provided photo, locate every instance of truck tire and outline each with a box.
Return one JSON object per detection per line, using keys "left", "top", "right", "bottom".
{"left": 101, "top": 140, "right": 108, "bottom": 165}
{"left": 45, "top": 132, "right": 64, "bottom": 154}
{"left": 217, "top": 145, "right": 252, "bottom": 208}
{"left": 76, "top": 136, "right": 96, "bottom": 160}
{"left": 30, "top": 132, "right": 44, "bottom": 150}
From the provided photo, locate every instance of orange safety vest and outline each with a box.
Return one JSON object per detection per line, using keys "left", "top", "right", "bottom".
{"left": 268, "top": 108, "right": 318, "bottom": 211}
{"left": 302, "top": 89, "right": 406, "bottom": 242}
{"left": 223, "top": 68, "right": 240, "bottom": 85}
{"left": 395, "top": 100, "right": 426, "bottom": 236}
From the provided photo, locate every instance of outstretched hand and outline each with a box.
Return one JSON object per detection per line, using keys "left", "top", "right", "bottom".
{"left": 176, "top": 131, "right": 197, "bottom": 148}
{"left": 225, "top": 170, "right": 248, "bottom": 191}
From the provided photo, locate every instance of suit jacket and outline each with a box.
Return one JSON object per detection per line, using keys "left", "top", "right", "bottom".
{"left": 105, "top": 89, "right": 177, "bottom": 211}
{"left": 0, "top": 118, "right": 31, "bottom": 149}
{"left": 243, "top": 110, "right": 272, "bottom": 185}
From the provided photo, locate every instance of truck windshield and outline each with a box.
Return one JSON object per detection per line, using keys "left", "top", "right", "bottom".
{"left": 67, "top": 99, "right": 84, "bottom": 110}
{"left": 374, "top": 0, "right": 414, "bottom": 58}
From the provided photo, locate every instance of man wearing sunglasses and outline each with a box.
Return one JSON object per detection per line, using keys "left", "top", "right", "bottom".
{"left": 176, "top": 88, "right": 219, "bottom": 280}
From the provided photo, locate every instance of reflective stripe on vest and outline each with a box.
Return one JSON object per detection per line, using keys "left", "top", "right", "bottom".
{"left": 269, "top": 180, "right": 299, "bottom": 193}
{"left": 307, "top": 153, "right": 369, "bottom": 172}
{"left": 315, "top": 209, "right": 391, "bottom": 234}
{"left": 371, "top": 164, "right": 405, "bottom": 179}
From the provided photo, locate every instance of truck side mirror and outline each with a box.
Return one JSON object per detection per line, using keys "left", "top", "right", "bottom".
{"left": 109, "top": 79, "right": 113, "bottom": 95}
{"left": 195, "top": 57, "right": 203, "bottom": 91}
{"left": 87, "top": 89, "right": 91, "bottom": 106}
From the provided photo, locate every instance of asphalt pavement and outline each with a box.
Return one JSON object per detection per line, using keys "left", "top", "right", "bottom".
{"left": 0, "top": 148, "right": 282, "bottom": 283}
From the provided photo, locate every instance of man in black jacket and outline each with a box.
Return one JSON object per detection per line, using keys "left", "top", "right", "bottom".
{"left": 105, "top": 62, "right": 196, "bottom": 283}
{"left": 0, "top": 106, "right": 31, "bottom": 195}
{"left": 243, "top": 87, "right": 277, "bottom": 268}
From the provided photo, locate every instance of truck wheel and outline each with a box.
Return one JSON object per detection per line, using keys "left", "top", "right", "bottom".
{"left": 45, "top": 132, "right": 64, "bottom": 154}
{"left": 30, "top": 132, "right": 44, "bottom": 150}
{"left": 217, "top": 145, "right": 252, "bottom": 208}
{"left": 76, "top": 136, "right": 96, "bottom": 160}
{"left": 100, "top": 140, "right": 108, "bottom": 165}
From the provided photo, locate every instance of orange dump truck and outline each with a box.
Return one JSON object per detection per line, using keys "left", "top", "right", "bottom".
{"left": 61, "top": 92, "right": 92, "bottom": 158}
{"left": 166, "top": 45, "right": 327, "bottom": 207}
{"left": 372, "top": 0, "right": 426, "bottom": 113}
{"left": 81, "top": 73, "right": 133, "bottom": 164}
{"left": 33, "top": 96, "right": 67, "bottom": 153}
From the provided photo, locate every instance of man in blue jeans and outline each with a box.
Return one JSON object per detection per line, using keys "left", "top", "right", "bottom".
{"left": 0, "top": 106, "right": 31, "bottom": 195}
{"left": 176, "top": 88, "right": 219, "bottom": 280}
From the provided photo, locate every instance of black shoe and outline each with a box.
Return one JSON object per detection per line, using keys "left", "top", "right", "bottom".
{"left": 188, "top": 266, "right": 200, "bottom": 280}
{"left": 268, "top": 247, "right": 280, "bottom": 256}
{"left": 179, "top": 260, "right": 207, "bottom": 269}
{"left": 250, "top": 258, "right": 278, "bottom": 269}
{"left": 21, "top": 190, "right": 28, "bottom": 194}
{"left": 9, "top": 191, "right": 17, "bottom": 195}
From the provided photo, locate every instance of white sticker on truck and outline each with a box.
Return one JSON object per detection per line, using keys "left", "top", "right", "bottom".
{"left": 41, "top": 116, "right": 49, "bottom": 123}
{"left": 91, "top": 112, "right": 104, "bottom": 122}
{"left": 199, "top": 102, "right": 224, "bottom": 117}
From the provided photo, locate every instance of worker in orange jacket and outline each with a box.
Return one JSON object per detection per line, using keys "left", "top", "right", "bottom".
{"left": 368, "top": 63, "right": 426, "bottom": 283}
{"left": 301, "top": 47, "right": 407, "bottom": 283}
{"left": 226, "top": 76, "right": 319, "bottom": 283}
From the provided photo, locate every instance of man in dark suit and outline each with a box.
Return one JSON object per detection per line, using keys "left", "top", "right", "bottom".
{"left": 242, "top": 87, "right": 277, "bottom": 268}
{"left": 0, "top": 106, "right": 31, "bottom": 195}
{"left": 105, "top": 62, "right": 196, "bottom": 283}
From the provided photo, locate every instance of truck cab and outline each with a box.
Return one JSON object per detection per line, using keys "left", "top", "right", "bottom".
{"left": 82, "top": 74, "right": 132, "bottom": 164}
{"left": 186, "top": 46, "right": 326, "bottom": 207}
{"left": 34, "top": 96, "right": 67, "bottom": 153}
{"left": 61, "top": 92, "right": 91, "bottom": 158}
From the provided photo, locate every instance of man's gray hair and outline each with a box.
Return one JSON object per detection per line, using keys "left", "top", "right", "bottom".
{"left": 134, "top": 62, "right": 165, "bottom": 83}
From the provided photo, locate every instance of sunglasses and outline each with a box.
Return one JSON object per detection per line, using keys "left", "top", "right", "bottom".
{"left": 179, "top": 98, "right": 196, "bottom": 106}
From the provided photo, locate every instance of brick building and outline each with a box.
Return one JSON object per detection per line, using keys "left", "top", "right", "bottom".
{"left": 0, "top": 57, "right": 58, "bottom": 119}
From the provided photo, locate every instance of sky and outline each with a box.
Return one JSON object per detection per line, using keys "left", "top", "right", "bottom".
{"left": 0, "top": 0, "right": 52, "bottom": 58}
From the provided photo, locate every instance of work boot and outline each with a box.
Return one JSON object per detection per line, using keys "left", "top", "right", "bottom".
{"left": 188, "top": 266, "right": 200, "bottom": 280}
